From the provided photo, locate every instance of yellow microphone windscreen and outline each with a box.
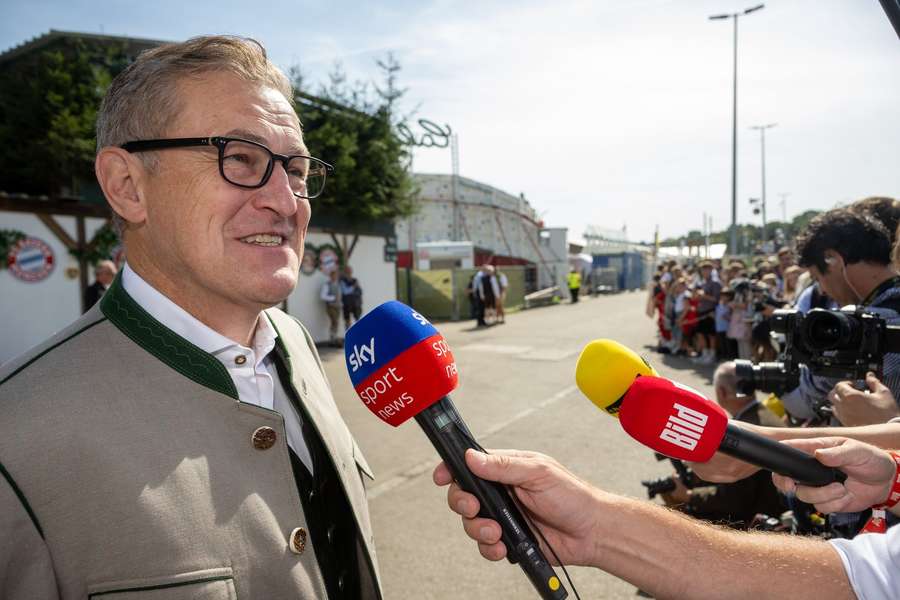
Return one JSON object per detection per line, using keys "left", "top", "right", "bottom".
{"left": 575, "top": 339, "right": 657, "bottom": 418}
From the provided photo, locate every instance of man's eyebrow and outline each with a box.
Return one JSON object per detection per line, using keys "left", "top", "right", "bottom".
{"left": 224, "top": 129, "right": 308, "bottom": 155}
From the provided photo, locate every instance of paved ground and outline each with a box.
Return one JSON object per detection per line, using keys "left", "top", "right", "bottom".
{"left": 319, "top": 291, "right": 719, "bottom": 599}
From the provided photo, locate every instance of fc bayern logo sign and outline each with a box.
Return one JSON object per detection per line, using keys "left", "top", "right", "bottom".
{"left": 8, "top": 237, "right": 55, "bottom": 282}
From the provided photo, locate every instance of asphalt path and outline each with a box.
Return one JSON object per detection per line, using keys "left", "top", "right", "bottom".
{"left": 319, "top": 291, "right": 719, "bottom": 599}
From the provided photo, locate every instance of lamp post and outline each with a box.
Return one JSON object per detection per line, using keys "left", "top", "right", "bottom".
{"left": 750, "top": 122, "right": 776, "bottom": 251}
{"left": 709, "top": 3, "right": 765, "bottom": 257}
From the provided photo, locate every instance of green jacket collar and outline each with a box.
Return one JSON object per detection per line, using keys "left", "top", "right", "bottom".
{"left": 100, "top": 273, "right": 240, "bottom": 400}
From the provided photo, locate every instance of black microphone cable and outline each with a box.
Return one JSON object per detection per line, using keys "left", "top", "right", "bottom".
{"left": 456, "top": 427, "right": 582, "bottom": 600}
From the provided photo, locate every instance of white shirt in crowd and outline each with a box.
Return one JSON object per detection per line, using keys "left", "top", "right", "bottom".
{"left": 122, "top": 263, "right": 314, "bottom": 473}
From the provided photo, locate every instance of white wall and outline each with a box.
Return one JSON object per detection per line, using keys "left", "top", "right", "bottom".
{"left": 286, "top": 232, "right": 397, "bottom": 342}
{"left": 1, "top": 217, "right": 397, "bottom": 364}
{"left": 0, "top": 212, "right": 108, "bottom": 365}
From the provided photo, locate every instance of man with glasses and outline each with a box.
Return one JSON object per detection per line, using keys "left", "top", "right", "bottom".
{"left": 0, "top": 36, "right": 380, "bottom": 599}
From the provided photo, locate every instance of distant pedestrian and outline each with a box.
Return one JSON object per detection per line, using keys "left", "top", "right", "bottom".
{"left": 495, "top": 268, "right": 508, "bottom": 324}
{"left": 339, "top": 265, "right": 363, "bottom": 332}
{"left": 567, "top": 267, "right": 582, "bottom": 303}
{"left": 467, "top": 271, "right": 481, "bottom": 321}
{"left": 320, "top": 269, "right": 342, "bottom": 344}
{"left": 476, "top": 265, "right": 499, "bottom": 326}
{"left": 83, "top": 259, "right": 117, "bottom": 312}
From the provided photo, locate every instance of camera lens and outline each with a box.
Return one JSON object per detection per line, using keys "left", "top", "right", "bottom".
{"left": 803, "top": 310, "right": 854, "bottom": 351}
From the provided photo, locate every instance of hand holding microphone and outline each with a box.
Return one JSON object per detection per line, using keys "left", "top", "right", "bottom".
{"left": 345, "top": 301, "right": 568, "bottom": 600}
{"left": 770, "top": 437, "right": 899, "bottom": 514}
{"left": 575, "top": 340, "right": 847, "bottom": 487}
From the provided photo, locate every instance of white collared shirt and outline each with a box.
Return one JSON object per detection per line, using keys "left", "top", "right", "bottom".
{"left": 121, "top": 263, "right": 313, "bottom": 473}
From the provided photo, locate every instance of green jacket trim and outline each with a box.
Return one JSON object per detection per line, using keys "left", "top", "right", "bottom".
{"left": 88, "top": 574, "right": 234, "bottom": 598}
{"left": 0, "top": 461, "right": 44, "bottom": 540}
{"left": 100, "top": 273, "right": 239, "bottom": 400}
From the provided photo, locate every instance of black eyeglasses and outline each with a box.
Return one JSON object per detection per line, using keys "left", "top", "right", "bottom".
{"left": 120, "top": 136, "right": 333, "bottom": 199}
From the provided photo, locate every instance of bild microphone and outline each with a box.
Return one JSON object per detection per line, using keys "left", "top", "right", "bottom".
{"left": 344, "top": 301, "right": 568, "bottom": 600}
{"left": 574, "top": 339, "right": 846, "bottom": 487}
{"left": 618, "top": 376, "right": 847, "bottom": 487}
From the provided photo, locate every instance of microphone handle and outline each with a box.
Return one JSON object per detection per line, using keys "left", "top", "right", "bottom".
{"left": 720, "top": 423, "right": 848, "bottom": 487}
{"left": 416, "top": 397, "right": 568, "bottom": 600}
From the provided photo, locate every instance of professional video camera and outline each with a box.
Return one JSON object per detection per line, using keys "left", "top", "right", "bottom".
{"left": 641, "top": 453, "right": 701, "bottom": 499}
{"left": 735, "top": 306, "right": 900, "bottom": 396}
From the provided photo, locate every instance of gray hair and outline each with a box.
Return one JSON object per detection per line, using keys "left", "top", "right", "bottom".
{"left": 96, "top": 35, "right": 295, "bottom": 234}
{"left": 713, "top": 362, "right": 738, "bottom": 396}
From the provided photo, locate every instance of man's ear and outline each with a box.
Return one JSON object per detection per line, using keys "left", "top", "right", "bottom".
{"left": 95, "top": 148, "right": 148, "bottom": 225}
{"left": 823, "top": 250, "right": 842, "bottom": 270}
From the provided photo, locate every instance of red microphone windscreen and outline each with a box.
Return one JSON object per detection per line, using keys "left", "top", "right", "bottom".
{"left": 618, "top": 376, "right": 728, "bottom": 462}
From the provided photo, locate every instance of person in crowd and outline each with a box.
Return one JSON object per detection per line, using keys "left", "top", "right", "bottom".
{"left": 727, "top": 278, "right": 753, "bottom": 360}
{"left": 661, "top": 362, "right": 786, "bottom": 528}
{"left": 83, "top": 259, "right": 118, "bottom": 311}
{"left": 320, "top": 268, "right": 342, "bottom": 345}
{"left": 495, "top": 268, "right": 508, "bottom": 324}
{"left": 339, "top": 264, "right": 363, "bottom": 332}
{"left": 475, "top": 264, "right": 499, "bottom": 326}
{"left": 567, "top": 266, "right": 582, "bottom": 303}
{"left": 715, "top": 288, "right": 735, "bottom": 360}
{"left": 849, "top": 196, "right": 900, "bottom": 246}
{"left": 0, "top": 36, "right": 380, "bottom": 599}
{"left": 467, "top": 271, "right": 481, "bottom": 322}
{"left": 668, "top": 278, "right": 688, "bottom": 355}
{"left": 782, "top": 264, "right": 803, "bottom": 304}
{"left": 691, "top": 261, "right": 721, "bottom": 365}
{"left": 433, "top": 437, "right": 900, "bottom": 599}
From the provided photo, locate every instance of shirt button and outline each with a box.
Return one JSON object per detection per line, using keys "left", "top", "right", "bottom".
{"left": 289, "top": 526, "right": 307, "bottom": 555}
{"left": 251, "top": 426, "right": 277, "bottom": 450}
{"left": 234, "top": 355, "right": 247, "bottom": 365}
{"left": 326, "top": 524, "right": 336, "bottom": 545}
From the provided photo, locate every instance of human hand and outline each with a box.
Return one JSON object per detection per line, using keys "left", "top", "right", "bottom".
{"left": 432, "top": 449, "right": 604, "bottom": 566}
{"left": 771, "top": 437, "right": 895, "bottom": 514}
{"left": 660, "top": 472, "right": 691, "bottom": 506}
{"left": 830, "top": 373, "right": 900, "bottom": 427}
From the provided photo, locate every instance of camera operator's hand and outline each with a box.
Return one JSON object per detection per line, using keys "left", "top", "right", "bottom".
{"left": 433, "top": 449, "right": 605, "bottom": 566}
{"left": 830, "top": 372, "right": 900, "bottom": 427}
{"left": 660, "top": 472, "right": 691, "bottom": 506}
{"left": 771, "top": 437, "right": 896, "bottom": 515}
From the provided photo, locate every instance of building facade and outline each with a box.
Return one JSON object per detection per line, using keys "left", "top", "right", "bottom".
{"left": 396, "top": 173, "right": 564, "bottom": 289}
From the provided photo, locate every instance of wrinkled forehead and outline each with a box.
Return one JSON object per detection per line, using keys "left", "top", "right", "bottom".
{"left": 172, "top": 72, "right": 304, "bottom": 149}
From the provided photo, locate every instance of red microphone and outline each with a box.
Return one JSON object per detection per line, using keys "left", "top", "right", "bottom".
{"left": 619, "top": 376, "right": 846, "bottom": 487}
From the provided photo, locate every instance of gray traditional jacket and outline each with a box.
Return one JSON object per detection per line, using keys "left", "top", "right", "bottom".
{"left": 0, "top": 277, "right": 381, "bottom": 599}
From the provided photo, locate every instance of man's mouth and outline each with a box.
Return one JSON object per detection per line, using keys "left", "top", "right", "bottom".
{"left": 239, "top": 233, "right": 284, "bottom": 247}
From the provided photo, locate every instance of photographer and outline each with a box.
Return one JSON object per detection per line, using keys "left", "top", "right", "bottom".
{"left": 779, "top": 208, "right": 900, "bottom": 421}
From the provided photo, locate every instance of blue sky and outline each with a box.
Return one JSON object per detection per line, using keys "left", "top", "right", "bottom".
{"left": 2, "top": 0, "right": 898, "bottom": 243}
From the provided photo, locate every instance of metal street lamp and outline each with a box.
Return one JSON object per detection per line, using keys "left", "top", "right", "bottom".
{"left": 750, "top": 122, "right": 776, "bottom": 251}
{"left": 709, "top": 3, "right": 765, "bottom": 257}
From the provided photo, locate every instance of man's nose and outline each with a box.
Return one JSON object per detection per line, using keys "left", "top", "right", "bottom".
{"left": 254, "top": 162, "right": 299, "bottom": 217}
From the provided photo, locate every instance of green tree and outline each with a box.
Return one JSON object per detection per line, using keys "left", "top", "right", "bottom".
{"left": 0, "top": 38, "right": 128, "bottom": 197}
{"left": 292, "top": 57, "right": 416, "bottom": 260}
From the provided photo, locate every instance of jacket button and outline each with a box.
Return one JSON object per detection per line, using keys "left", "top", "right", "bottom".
{"left": 251, "top": 426, "right": 277, "bottom": 450}
{"left": 289, "top": 527, "right": 307, "bottom": 555}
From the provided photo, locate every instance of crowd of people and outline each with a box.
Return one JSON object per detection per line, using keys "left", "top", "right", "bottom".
{"left": 647, "top": 247, "right": 818, "bottom": 365}
{"left": 436, "top": 196, "right": 900, "bottom": 599}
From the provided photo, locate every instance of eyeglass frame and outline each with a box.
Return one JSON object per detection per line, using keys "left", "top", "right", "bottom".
{"left": 119, "top": 136, "right": 334, "bottom": 199}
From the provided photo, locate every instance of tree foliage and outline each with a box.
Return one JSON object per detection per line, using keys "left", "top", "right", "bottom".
{"left": 292, "top": 55, "right": 417, "bottom": 229}
{"left": 0, "top": 38, "right": 129, "bottom": 196}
